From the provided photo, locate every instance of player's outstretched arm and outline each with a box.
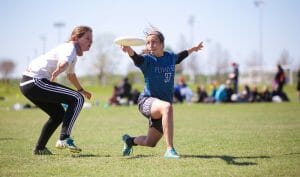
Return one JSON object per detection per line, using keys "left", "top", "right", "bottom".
{"left": 121, "top": 46, "right": 135, "bottom": 57}
{"left": 121, "top": 46, "right": 144, "bottom": 65}
{"left": 187, "top": 41, "right": 204, "bottom": 55}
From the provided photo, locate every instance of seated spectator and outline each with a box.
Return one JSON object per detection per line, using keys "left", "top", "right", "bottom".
{"left": 196, "top": 85, "right": 208, "bottom": 103}
{"left": 180, "top": 86, "right": 193, "bottom": 103}
{"left": 237, "top": 84, "right": 251, "bottom": 102}
{"left": 203, "top": 80, "right": 218, "bottom": 103}
{"left": 214, "top": 84, "right": 227, "bottom": 102}
{"left": 271, "top": 88, "right": 290, "bottom": 102}
{"left": 224, "top": 79, "right": 234, "bottom": 102}
{"left": 131, "top": 88, "right": 141, "bottom": 105}
{"left": 108, "top": 85, "right": 120, "bottom": 106}
{"left": 174, "top": 85, "right": 184, "bottom": 103}
{"left": 173, "top": 76, "right": 193, "bottom": 103}
{"left": 210, "top": 80, "right": 218, "bottom": 97}
{"left": 259, "top": 85, "right": 272, "bottom": 102}
{"left": 214, "top": 80, "right": 233, "bottom": 103}
{"left": 117, "top": 77, "right": 132, "bottom": 105}
{"left": 249, "top": 85, "right": 259, "bottom": 102}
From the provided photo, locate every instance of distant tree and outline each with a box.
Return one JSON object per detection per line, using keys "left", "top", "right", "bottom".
{"left": 245, "top": 51, "right": 262, "bottom": 84}
{"left": 277, "top": 49, "right": 292, "bottom": 66}
{"left": 93, "top": 33, "right": 119, "bottom": 85}
{"left": 208, "top": 43, "right": 230, "bottom": 81}
{"left": 0, "top": 59, "right": 15, "bottom": 83}
{"left": 246, "top": 51, "right": 260, "bottom": 67}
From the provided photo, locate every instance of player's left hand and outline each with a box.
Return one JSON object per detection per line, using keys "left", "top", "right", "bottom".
{"left": 80, "top": 90, "right": 92, "bottom": 99}
{"left": 194, "top": 41, "right": 204, "bottom": 52}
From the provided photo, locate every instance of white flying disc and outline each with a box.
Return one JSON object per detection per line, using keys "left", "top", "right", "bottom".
{"left": 114, "top": 36, "right": 146, "bottom": 46}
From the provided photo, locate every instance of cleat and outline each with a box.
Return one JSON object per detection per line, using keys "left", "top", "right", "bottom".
{"left": 55, "top": 137, "right": 81, "bottom": 153}
{"left": 33, "top": 147, "right": 53, "bottom": 155}
{"left": 122, "top": 134, "right": 133, "bottom": 156}
{"left": 164, "top": 148, "right": 180, "bottom": 159}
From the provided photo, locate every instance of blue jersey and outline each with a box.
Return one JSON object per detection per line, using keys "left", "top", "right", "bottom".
{"left": 137, "top": 51, "right": 178, "bottom": 103}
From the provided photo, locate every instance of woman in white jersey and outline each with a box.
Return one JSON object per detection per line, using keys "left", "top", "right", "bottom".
{"left": 19, "top": 26, "right": 93, "bottom": 155}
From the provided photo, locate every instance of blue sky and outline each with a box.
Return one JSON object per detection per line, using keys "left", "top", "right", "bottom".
{"left": 1, "top": 0, "right": 299, "bottom": 76}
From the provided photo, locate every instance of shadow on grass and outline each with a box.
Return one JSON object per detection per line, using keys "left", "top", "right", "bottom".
{"left": 283, "top": 152, "right": 300, "bottom": 156}
{"left": 126, "top": 154, "right": 154, "bottom": 159}
{"left": 181, "top": 154, "right": 271, "bottom": 166}
{"left": 0, "top": 137, "right": 16, "bottom": 141}
{"left": 71, "top": 153, "right": 111, "bottom": 158}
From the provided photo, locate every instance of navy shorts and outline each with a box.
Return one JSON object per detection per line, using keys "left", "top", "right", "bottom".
{"left": 137, "top": 96, "right": 163, "bottom": 133}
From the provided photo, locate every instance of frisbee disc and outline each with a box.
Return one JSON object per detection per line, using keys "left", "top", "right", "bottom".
{"left": 114, "top": 36, "right": 146, "bottom": 46}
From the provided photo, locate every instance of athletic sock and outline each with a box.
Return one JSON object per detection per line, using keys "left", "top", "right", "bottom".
{"left": 127, "top": 137, "right": 137, "bottom": 146}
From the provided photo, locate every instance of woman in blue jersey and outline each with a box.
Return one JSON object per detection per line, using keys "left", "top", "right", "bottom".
{"left": 120, "top": 29, "right": 203, "bottom": 158}
{"left": 19, "top": 26, "right": 93, "bottom": 155}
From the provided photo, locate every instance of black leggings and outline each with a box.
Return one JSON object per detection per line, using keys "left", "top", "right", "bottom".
{"left": 19, "top": 75, "right": 84, "bottom": 149}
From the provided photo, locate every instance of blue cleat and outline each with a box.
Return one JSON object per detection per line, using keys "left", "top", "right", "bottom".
{"left": 122, "top": 134, "right": 133, "bottom": 156}
{"left": 164, "top": 148, "right": 180, "bottom": 159}
{"left": 55, "top": 137, "right": 82, "bottom": 153}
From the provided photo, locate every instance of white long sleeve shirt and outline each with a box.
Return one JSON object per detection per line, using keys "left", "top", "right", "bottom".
{"left": 23, "top": 42, "right": 77, "bottom": 79}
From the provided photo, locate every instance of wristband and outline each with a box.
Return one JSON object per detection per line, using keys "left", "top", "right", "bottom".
{"left": 78, "top": 88, "right": 84, "bottom": 92}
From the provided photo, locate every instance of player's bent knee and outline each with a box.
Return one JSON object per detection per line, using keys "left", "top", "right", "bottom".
{"left": 147, "top": 142, "right": 157, "bottom": 147}
{"left": 162, "top": 102, "right": 172, "bottom": 111}
{"left": 161, "top": 102, "right": 172, "bottom": 113}
{"left": 145, "top": 138, "right": 158, "bottom": 147}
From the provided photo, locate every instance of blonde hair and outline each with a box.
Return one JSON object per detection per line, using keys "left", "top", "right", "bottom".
{"left": 68, "top": 25, "right": 92, "bottom": 41}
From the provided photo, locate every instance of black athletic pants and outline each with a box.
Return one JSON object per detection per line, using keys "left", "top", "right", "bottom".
{"left": 19, "top": 75, "right": 84, "bottom": 150}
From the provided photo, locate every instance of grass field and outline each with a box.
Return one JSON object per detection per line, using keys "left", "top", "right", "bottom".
{"left": 0, "top": 84, "right": 299, "bottom": 177}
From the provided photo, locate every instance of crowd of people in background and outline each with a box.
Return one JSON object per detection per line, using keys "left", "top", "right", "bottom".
{"left": 194, "top": 80, "right": 289, "bottom": 104}
{"left": 108, "top": 77, "right": 140, "bottom": 106}
{"left": 109, "top": 64, "right": 299, "bottom": 106}
{"left": 176, "top": 64, "right": 291, "bottom": 104}
{"left": 173, "top": 76, "right": 193, "bottom": 103}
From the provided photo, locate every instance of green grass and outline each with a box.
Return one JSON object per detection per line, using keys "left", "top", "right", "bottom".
{"left": 0, "top": 84, "right": 299, "bottom": 177}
